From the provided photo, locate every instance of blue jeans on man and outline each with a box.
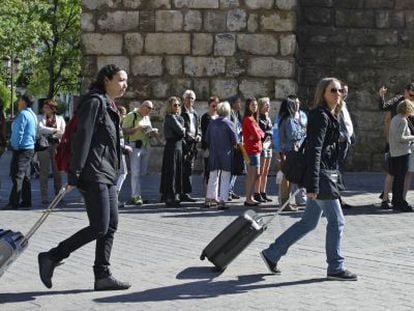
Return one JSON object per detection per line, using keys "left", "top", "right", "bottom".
{"left": 263, "top": 198, "right": 345, "bottom": 274}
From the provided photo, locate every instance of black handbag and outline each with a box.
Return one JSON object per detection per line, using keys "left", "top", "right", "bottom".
{"left": 35, "top": 135, "right": 49, "bottom": 152}
{"left": 281, "top": 138, "right": 307, "bottom": 185}
{"left": 317, "top": 169, "right": 341, "bottom": 200}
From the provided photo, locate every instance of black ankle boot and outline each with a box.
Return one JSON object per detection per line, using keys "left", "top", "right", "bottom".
{"left": 260, "top": 192, "right": 272, "bottom": 202}
{"left": 94, "top": 275, "right": 131, "bottom": 291}
{"left": 254, "top": 193, "right": 266, "bottom": 203}
{"left": 38, "top": 252, "right": 63, "bottom": 289}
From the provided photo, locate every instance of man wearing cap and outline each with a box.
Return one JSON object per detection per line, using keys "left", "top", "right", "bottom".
{"left": 3, "top": 93, "right": 38, "bottom": 210}
{"left": 122, "top": 100, "right": 157, "bottom": 205}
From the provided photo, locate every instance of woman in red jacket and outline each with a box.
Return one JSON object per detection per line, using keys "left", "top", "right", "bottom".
{"left": 243, "top": 97, "right": 265, "bottom": 206}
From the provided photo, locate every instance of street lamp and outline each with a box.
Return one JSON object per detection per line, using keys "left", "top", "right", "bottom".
{"left": 2, "top": 55, "right": 21, "bottom": 118}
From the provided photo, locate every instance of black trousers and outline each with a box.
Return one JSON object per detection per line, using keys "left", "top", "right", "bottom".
{"left": 182, "top": 142, "right": 196, "bottom": 194}
{"left": 9, "top": 149, "right": 34, "bottom": 207}
{"left": 48, "top": 182, "right": 118, "bottom": 279}
{"left": 390, "top": 154, "right": 409, "bottom": 207}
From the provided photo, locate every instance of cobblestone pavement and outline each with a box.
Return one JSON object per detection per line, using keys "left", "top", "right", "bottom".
{"left": 1, "top": 151, "right": 414, "bottom": 310}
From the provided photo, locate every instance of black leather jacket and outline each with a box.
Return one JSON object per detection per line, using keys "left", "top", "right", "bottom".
{"left": 164, "top": 113, "right": 185, "bottom": 141}
{"left": 68, "top": 93, "right": 121, "bottom": 186}
{"left": 304, "top": 106, "right": 340, "bottom": 194}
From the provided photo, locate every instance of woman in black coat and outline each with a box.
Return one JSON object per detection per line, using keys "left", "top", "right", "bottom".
{"left": 160, "top": 96, "right": 186, "bottom": 207}
{"left": 260, "top": 77, "right": 358, "bottom": 281}
{"left": 38, "top": 64, "right": 131, "bottom": 291}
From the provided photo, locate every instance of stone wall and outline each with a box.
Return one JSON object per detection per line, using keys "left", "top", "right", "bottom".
{"left": 297, "top": 0, "right": 414, "bottom": 170}
{"left": 80, "top": 0, "right": 414, "bottom": 172}
{"left": 81, "top": 0, "right": 298, "bottom": 171}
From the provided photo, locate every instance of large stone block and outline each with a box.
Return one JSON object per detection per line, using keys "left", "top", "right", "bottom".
{"left": 97, "top": 56, "right": 130, "bottom": 72}
{"left": 184, "top": 10, "right": 202, "bottom": 31}
{"left": 194, "top": 79, "right": 210, "bottom": 100}
{"left": 364, "top": 0, "right": 393, "bottom": 8}
{"left": 125, "top": 33, "right": 144, "bottom": 55}
{"left": 184, "top": 57, "right": 226, "bottom": 77}
{"left": 193, "top": 33, "right": 213, "bottom": 55}
{"left": 274, "top": 79, "right": 298, "bottom": 99}
{"left": 248, "top": 13, "right": 259, "bottom": 32}
{"left": 84, "top": 0, "right": 121, "bottom": 10}
{"left": 215, "top": 33, "right": 236, "bottom": 56}
{"left": 139, "top": 10, "right": 155, "bottom": 32}
{"left": 174, "top": 0, "right": 219, "bottom": 9}
{"left": 152, "top": 79, "right": 171, "bottom": 98}
{"left": 226, "top": 54, "right": 247, "bottom": 77}
{"left": 300, "top": 0, "right": 332, "bottom": 7}
{"left": 237, "top": 34, "right": 278, "bottom": 55}
{"left": 150, "top": 0, "right": 172, "bottom": 8}
{"left": 171, "top": 78, "right": 193, "bottom": 96}
{"left": 333, "top": 0, "right": 363, "bottom": 8}
{"left": 276, "top": 0, "right": 297, "bottom": 10}
{"left": 81, "top": 13, "right": 95, "bottom": 31}
{"left": 395, "top": 0, "right": 413, "bottom": 9}
{"left": 245, "top": 0, "right": 274, "bottom": 9}
{"left": 239, "top": 79, "right": 273, "bottom": 98}
{"left": 81, "top": 56, "right": 97, "bottom": 77}
{"left": 123, "top": 0, "right": 142, "bottom": 8}
{"left": 220, "top": 0, "right": 240, "bottom": 8}
{"left": 227, "top": 9, "right": 247, "bottom": 31}
{"left": 97, "top": 11, "right": 139, "bottom": 31}
{"left": 248, "top": 57, "right": 295, "bottom": 77}
{"left": 211, "top": 79, "right": 238, "bottom": 99}
{"left": 407, "top": 11, "right": 414, "bottom": 29}
{"left": 261, "top": 11, "right": 295, "bottom": 31}
{"left": 132, "top": 56, "right": 163, "bottom": 76}
{"left": 145, "top": 33, "right": 191, "bottom": 54}
{"left": 302, "top": 8, "right": 331, "bottom": 26}
{"left": 376, "top": 11, "right": 405, "bottom": 29}
{"left": 156, "top": 10, "right": 183, "bottom": 31}
{"left": 280, "top": 34, "right": 296, "bottom": 56}
{"left": 82, "top": 33, "right": 123, "bottom": 55}
{"left": 336, "top": 10, "right": 374, "bottom": 28}
{"left": 204, "top": 11, "right": 227, "bottom": 32}
{"left": 347, "top": 29, "right": 398, "bottom": 46}
{"left": 165, "top": 56, "right": 183, "bottom": 75}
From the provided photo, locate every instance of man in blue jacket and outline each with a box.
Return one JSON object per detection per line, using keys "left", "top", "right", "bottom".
{"left": 2, "top": 93, "right": 37, "bottom": 210}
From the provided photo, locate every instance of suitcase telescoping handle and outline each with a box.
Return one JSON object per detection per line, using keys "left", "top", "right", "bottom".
{"left": 262, "top": 188, "right": 301, "bottom": 226}
{"left": 22, "top": 187, "right": 67, "bottom": 245}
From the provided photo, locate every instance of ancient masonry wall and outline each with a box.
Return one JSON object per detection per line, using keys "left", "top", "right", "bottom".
{"left": 81, "top": 0, "right": 297, "bottom": 171}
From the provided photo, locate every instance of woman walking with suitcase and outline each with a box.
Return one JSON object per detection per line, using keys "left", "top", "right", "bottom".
{"left": 260, "top": 77, "right": 358, "bottom": 281}
{"left": 38, "top": 64, "right": 131, "bottom": 291}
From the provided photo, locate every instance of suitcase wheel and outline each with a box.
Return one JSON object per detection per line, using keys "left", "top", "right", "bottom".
{"left": 200, "top": 252, "right": 206, "bottom": 261}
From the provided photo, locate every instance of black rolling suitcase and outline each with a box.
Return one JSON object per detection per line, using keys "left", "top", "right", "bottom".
{"left": 200, "top": 189, "right": 300, "bottom": 271}
{"left": 0, "top": 187, "right": 66, "bottom": 278}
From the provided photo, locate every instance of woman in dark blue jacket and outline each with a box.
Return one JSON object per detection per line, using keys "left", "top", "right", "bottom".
{"left": 260, "top": 77, "right": 358, "bottom": 281}
{"left": 38, "top": 64, "right": 131, "bottom": 291}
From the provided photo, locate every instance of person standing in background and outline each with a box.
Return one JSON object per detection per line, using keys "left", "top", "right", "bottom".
{"left": 200, "top": 96, "right": 219, "bottom": 197}
{"left": 122, "top": 100, "right": 155, "bottom": 206}
{"left": 0, "top": 99, "right": 8, "bottom": 196}
{"left": 160, "top": 97, "right": 186, "bottom": 207}
{"left": 243, "top": 97, "right": 264, "bottom": 206}
{"left": 2, "top": 93, "right": 37, "bottom": 210}
{"left": 37, "top": 99, "right": 66, "bottom": 204}
{"left": 228, "top": 95, "right": 244, "bottom": 201}
{"left": 255, "top": 97, "right": 273, "bottom": 203}
{"left": 180, "top": 90, "right": 201, "bottom": 203}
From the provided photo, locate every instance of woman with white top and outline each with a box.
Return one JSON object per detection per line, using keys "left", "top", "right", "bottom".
{"left": 37, "top": 99, "right": 66, "bottom": 204}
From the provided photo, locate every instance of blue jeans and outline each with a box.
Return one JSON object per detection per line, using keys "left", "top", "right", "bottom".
{"left": 263, "top": 198, "right": 345, "bottom": 274}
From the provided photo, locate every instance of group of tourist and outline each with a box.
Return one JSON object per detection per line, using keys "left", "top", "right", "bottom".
{"left": 2, "top": 63, "right": 414, "bottom": 289}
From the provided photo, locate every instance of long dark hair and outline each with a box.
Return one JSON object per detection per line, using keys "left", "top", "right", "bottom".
{"left": 88, "top": 64, "right": 124, "bottom": 94}
{"left": 278, "top": 97, "right": 296, "bottom": 127}
{"left": 243, "top": 97, "right": 258, "bottom": 122}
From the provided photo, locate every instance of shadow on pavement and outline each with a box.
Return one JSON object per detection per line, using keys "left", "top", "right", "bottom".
{"left": 0, "top": 289, "right": 93, "bottom": 304}
{"left": 94, "top": 274, "right": 327, "bottom": 303}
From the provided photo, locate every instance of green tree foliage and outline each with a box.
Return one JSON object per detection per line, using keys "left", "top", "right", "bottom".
{"left": 0, "top": 0, "right": 81, "bottom": 100}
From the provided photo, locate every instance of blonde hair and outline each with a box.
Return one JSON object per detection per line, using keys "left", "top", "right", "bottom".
{"left": 217, "top": 101, "right": 231, "bottom": 117}
{"left": 258, "top": 97, "right": 270, "bottom": 113}
{"left": 166, "top": 96, "right": 181, "bottom": 115}
{"left": 397, "top": 99, "right": 414, "bottom": 115}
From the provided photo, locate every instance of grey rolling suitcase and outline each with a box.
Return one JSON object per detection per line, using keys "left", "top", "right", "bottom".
{"left": 200, "top": 189, "right": 300, "bottom": 272}
{"left": 0, "top": 187, "right": 66, "bottom": 278}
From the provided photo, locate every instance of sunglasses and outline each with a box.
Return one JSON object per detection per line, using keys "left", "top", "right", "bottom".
{"left": 408, "top": 92, "right": 414, "bottom": 98}
{"left": 330, "top": 88, "right": 344, "bottom": 94}
{"left": 173, "top": 103, "right": 181, "bottom": 107}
